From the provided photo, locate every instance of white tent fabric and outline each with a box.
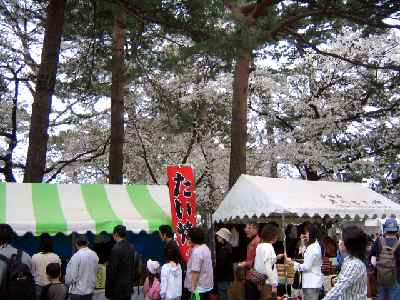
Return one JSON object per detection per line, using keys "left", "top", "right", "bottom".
{"left": 213, "top": 175, "right": 400, "bottom": 222}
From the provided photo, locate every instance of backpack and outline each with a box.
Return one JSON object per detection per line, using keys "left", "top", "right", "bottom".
{"left": 0, "top": 250, "right": 35, "bottom": 300}
{"left": 376, "top": 237, "right": 400, "bottom": 288}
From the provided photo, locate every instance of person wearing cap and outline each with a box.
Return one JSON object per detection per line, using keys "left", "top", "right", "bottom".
{"left": 65, "top": 234, "right": 99, "bottom": 300}
{"left": 370, "top": 217, "right": 400, "bottom": 300}
{"left": 144, "top": 259, "right": 161, "bottom": 300}
{"left": 106, "top": 225, "right": 136, "bottom": 300}
{"left": 215, "top": 228, "right": 234, "bottom": 300}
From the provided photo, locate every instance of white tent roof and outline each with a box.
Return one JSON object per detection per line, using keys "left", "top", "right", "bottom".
{"left": 213, "top": 175, "right": 400, "bottom": 222}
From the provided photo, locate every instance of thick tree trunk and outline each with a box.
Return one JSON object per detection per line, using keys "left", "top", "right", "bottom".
{"left": 109, "top": 7, "right": 126, "bottom": 184}
{"left": 23, "top": 0, "right": 66, "bottom": 183}
{"left": 229, "top": 52, "right": 251, "bottom": 188}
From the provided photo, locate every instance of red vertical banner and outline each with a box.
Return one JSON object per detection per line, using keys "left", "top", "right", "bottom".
{"left": 167, "top": 165, "right": 197, "bottom": 263}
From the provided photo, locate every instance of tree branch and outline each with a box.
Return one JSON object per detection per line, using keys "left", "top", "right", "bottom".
{"left": 45, "top": 138, "right": 110, "bottom": 182}
{"left": 0, "top": 130, "right": 13, "bottom": 140}
{"left": 181, "top": 126, "right": 197, "bottom": 165}
{"left": 114, "top": 0, "right": 208, "bottom": 42}
{"left": 0, "top": 67, "right": 23, "bottom": 182}
{"left": 0, "top": 2, "right": 39, "bottom": 71}
{"left": 251, "top": 0, "right": 281, "bottom": 18}
{"left": 248, "top": 100, "right": 295, "bottom": 130}
{"left": 131, "top": 121, "right": 158, "bottom": 184}
{"left": 224, "top": 0, "right": 281, "bottom": 18}
{"left": 340, "top": 98, "right": 400, "bottom": 123}
{"left": 195, "top": 170, "right": 206, "bottom": 187}
{"left": 285, "top": 29, "right": 400, "bottom": 71}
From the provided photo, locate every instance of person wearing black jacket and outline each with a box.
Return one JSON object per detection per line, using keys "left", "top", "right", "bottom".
{"left": 159, "top": 225, "right": 182, "bottom": 265}
{"left": 215, "top": 228, "right": 234, "bottom": 300}
{"left": 105, "top": 225, "right": 135, "bottom": 300}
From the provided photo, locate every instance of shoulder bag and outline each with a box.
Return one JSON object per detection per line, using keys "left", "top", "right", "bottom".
{"left": 249, "top": 268, "right": 268, "bottom": 286}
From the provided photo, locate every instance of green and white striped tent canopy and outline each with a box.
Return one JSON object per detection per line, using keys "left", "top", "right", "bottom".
{"left": 0, "top": 183, "right": 172, "bottom": 236}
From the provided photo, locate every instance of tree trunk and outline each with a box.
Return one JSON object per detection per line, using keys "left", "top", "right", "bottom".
{"left": 229, "top": 52, "right": 251, "bottom": 188}
{"left": 23, "top": 0, "right": 66, "bottom": 183}
{"left": 4, "top": 75, "right": 19, "bottom": 182}
{"left": 266, "top": 121, "right": 278, "bottom": 178}
{"left": 109, "top": 7, "right": 127, "bottom": 184}
{"left": 303, "top": 165, "right": 321, "bottom": 181}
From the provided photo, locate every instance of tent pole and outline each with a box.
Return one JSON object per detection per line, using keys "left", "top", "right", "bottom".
{"left": 209, "top": 212, "right": 216, "bottom": 266}
{"left": 281, "top": 214, "right": 289, "bottom": 296}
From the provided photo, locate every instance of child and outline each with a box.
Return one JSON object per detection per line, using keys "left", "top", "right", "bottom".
{"left": 160, "top": 247, "right": 182, "bottom": 300}
{"left": 41, "top": 263, "right": 68, "bottom": 300}
{"left": 143, "top": 259, "right": 161, "bottom": 300}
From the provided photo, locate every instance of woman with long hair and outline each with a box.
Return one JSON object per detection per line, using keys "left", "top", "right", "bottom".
{"left": 285, "top": 224, "right": 300, "bottom": 259}
{"left": 160, "top": 246, "right": 182, "bottom": 300}
{"left": 254, "top": 224, "right": 284, "bottom": 299}
{"left": 325, "top": 226, "right": 368, "bottom": 299}
{"left": 294, "top": 224, "right": 323, "bottom": 300}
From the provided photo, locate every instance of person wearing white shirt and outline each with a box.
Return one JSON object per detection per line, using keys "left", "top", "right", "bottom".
{"left": 32, "top": 233, "right": 61, "bottom": 300}
{"left": 325, "top": 226, "right": 368, "bottom": 300}
{"left": 65, "top": 235, "right": 99, "bottom": 300}
{"left": 254, "top": 224, "right": 284, "bottom": 299}
{"left": 160, "top": 246, "right": 182, "bottom": 300}
{"left": 294, "top": 224, "right": 323, "bottom": 300}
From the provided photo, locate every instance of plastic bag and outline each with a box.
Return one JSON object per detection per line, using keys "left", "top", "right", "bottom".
{"left": 190, "top": 292, "right": 201, "bottom": 300}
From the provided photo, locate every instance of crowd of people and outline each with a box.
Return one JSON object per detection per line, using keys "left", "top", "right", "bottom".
{"left": 0, "top": 217, "right": 399, "bottom": 300}
{"left": 0, "top": 223, "right": 214, "bottom": 300}
{"left": 221, "top": 218, "right": 400, "bottom": 300}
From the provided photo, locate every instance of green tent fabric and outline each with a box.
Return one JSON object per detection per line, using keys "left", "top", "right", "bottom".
{"left": 0, "top": 183, "right": 172, "bottom": 235}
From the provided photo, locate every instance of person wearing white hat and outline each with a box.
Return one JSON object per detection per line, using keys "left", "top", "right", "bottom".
{"left": 215, "top": 228, "right": 234, "bottom": 300}
{"left": 144, "top": 259, "right": 161, "bottom": 300}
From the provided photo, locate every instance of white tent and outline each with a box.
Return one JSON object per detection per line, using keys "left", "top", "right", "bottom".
{"left": 213, "top": 175, "right": 400, "bottom": 223}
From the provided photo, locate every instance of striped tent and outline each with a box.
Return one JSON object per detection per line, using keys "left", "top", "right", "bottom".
{"left": 0, "top": 183, "right": 172, "bottom": 235}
